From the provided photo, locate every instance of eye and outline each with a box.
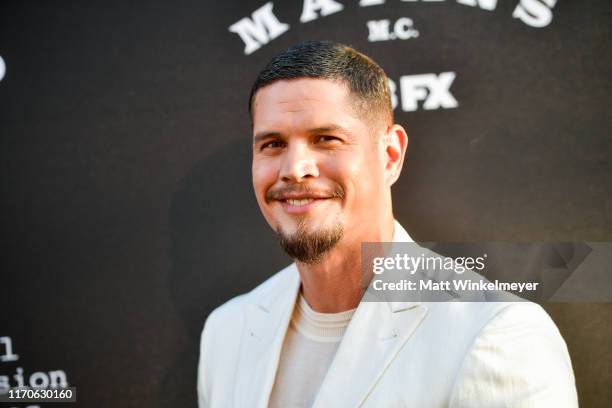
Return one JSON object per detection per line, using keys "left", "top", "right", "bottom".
{"left": 317, "top": 135, "right": 342, "bottom": 144}
{"left": 261, "top": 140, "right": 285, "bottom": 150}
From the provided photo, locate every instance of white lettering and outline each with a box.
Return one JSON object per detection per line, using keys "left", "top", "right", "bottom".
{"left": 228, "top": 2, "right": 289, "bottom": 55}
{"left": 393, "top": 17, "right": 419, "bottom": 39}
{"left": 512, "top": 0, "right": 556, "bottom": 28}
{"left": 454, "top": 280, "right": 469, "bottom": 291}
{"left": 373, "top": 257, "right": 385, "bottom": 274}
{"left": 300, "top": 0, "right": 344, "bottom": 23}
{"left": 0, "top": 55, "right": 5, "bottom": 82}
{"left": 29, "top": 372, "right": 49, "bottom": 389}
{"left": 456, "top": 0, "right": 497, "bottom": 11}
{"left": 367, "top": 17, "right": 419, "bottom": 42}
{"left": 360, "top": 0, "right": 386, "bottom": 5}
{"left": 0, "top": 367, "right": 69, "bottom": 393}
{"left": 400, "top": 74, "right": 429, "bottom": 111}
{"left": 420, "top": 280, "right": 432, "bottom": 290}
{"left": 13, "top": 367, "right": 25, "bottom": 388}
{"left": 423, "top": 72, "right": 458, "bottom": 109}
{"left": 367, "top": 19, "right": 391, "bottom": 41}
{"left": 372, "top": 279, "right": 416, "bottom": 291}
{"left": 400, "top": 72, "right": 458, "bottom": 111}
{"left": 452, "top": 280, "right": 541, "bottom": 292}
{"left": 0, "top": 375, "right": 8, "bottom": 393}
{"left": 48, "top": 370, "right": 68, "bottom": 389}
{"left": 0, "top": 337, "right": 19, "bottom": 362}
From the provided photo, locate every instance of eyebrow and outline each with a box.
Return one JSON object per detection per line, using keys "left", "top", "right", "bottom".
{"left": 253, "top": 131, "right": 282, "bottom": 144}
{"left": 307, "top": 125, "right": 354, "bottom": 138}
{"left": 253, "top": 124, "right": 354, "bottom": 144}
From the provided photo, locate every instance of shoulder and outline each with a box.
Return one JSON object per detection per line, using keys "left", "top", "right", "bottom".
{"left": 449, "top": 302, "right": 578, "bottom": 407}
{"left": 477, "top": 302, "right": 565, "bottom": 338}
{"left": 471, "top": 302, "right": 573, "bottom": 360}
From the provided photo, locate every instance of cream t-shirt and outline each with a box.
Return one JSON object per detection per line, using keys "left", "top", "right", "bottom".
{"left": 268, "top": 293, "right": 356, "bottom": 407}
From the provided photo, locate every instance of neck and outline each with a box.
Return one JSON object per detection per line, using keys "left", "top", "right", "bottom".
{"left": 296, "top": 216, "right": 395, "bottom": 313}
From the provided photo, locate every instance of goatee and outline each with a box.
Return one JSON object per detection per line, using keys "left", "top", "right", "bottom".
{"left": 277, "top": 219, "right": 343, "bottom": 264}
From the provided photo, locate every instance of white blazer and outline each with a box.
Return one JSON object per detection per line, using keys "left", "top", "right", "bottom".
{"left": 197, "top": 223, "right": 578, "bottom": 407}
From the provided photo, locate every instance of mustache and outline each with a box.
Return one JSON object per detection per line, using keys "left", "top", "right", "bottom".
{"left": 265, "top": 185, "right": 345, "bottom": 203}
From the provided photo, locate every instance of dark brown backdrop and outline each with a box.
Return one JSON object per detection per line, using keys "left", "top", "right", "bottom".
{"left": 1, "top": 1, "right": 610, "bottom": 406}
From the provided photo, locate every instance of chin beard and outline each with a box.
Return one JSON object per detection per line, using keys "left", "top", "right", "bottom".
{"left": 276, "top": 219, "right": 343, "bottom": 264}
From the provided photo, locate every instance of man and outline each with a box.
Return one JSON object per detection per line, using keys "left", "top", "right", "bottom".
{"left": 197, "top": 41, "right": 577, "bottom": 407}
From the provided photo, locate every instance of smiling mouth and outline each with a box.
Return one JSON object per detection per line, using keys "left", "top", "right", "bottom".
{"left": 266, "top": 185, "right": 345, "bottom": 206}
{"left": 277, "top": 197, "right": 331, "bottom": 214}
{"left": 285, "top": 198, "right": 316, "bottom": 206}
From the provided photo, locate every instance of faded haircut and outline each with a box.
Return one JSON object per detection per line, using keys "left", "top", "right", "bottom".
{"left": 249, "top": 40, "right": 393, "bottom": 129}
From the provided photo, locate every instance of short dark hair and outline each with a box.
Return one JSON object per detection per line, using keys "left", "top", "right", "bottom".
{"left": 249, "top": 40, "right": 393, "bottom": 128}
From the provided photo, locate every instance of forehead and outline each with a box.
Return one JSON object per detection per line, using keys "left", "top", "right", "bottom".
{"left": 252, "top": 78, "right": 365, "bottom": 135}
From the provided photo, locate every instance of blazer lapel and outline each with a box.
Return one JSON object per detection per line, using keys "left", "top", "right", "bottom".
{"left": 233, "top": 266, "right": 301, "bottom": 408}
{"left": 312, "top": 220, "right": 427, "bottom": 407}
{"left": 312, "top": 301, "right": 428, "bottom": 407}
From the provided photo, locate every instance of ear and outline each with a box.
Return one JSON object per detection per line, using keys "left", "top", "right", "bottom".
{"left": 382, "top": 124, "right": 408, "bottom": 187}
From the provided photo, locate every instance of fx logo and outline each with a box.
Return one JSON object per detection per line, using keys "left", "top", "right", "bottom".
{"left": 390, "top": 72, "right": 458, "bottom": 112}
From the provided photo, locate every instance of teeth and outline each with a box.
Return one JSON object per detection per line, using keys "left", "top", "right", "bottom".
{"left": 287, "top": 198, "right": 315, "bottom": 206}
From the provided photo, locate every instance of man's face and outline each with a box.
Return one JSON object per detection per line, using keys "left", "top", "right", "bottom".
{"left": 251, "top": 78, "right": 389, "bottom": 262}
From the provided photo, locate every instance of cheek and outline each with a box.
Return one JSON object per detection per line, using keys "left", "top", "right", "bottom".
{"left": 324, "top": 153, "right": 369, "bottom": 200}
{"left": 342, "top": 153, "right": 385, "bottom": 201}
{"left": 252, "top": 159, "right": 277, "bottom": 202}
{"left": 330, "top": 152, "right": 381, "bottom": 187}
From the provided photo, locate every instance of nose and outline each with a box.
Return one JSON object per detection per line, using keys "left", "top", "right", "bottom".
{"left": 279, "top": 142, "right": 319, "bottom": 182}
